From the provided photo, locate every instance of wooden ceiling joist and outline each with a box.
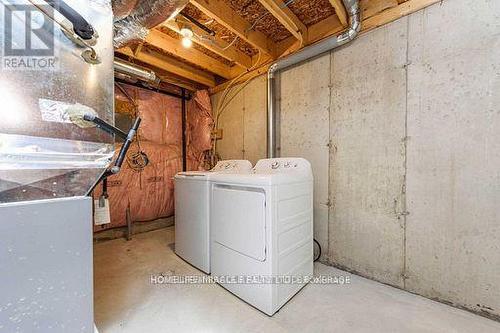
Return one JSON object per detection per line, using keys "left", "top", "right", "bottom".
{"left": 328, "top": 0, "right": 349, "bottom": 26}
{"left": 190, "top": 0, "right": 276, "bottom": 57}
{"left": 361, "top": 0, "right": 399, "bottom": 19}
{"left": 118, "top": 47, "right": 216, "bottom": 87}
{"left": 117, "top": 0, "right": 441, "bottom": 91}
{"left": 257, "top": 0, "right": 307, "bottom": 42}
{"left": 145, "top": 29, "right": 232, "bottom": 79}
{"left": 162, "top": 20, "right": 253, "bottom": 69}
{"left": 362, "top": 0, "right": 440, "bottom": 33}
{"left": 211, "top": 0, "right": 442, "bottom": 93}
{"left": 276, "top": 0, "right": 433, "bottom": 57}
{"left": 275, "top": 14, "right": 343, "bottom": 57}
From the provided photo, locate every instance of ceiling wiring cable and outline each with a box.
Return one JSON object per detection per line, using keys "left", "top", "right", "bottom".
{"left": 211, "top": 0, "right": 298, "bottom": 159}
{"left": 245, "top": 0, "right": 296, "bottom": 33}
{"left": 212, "top": 49, "right": 263, "bottom": 159}
{"left": 192, "top": 0, "right": 296, "bottom": 56}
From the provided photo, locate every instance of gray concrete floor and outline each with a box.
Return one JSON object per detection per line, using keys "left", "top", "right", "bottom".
{"left": 94, "top": 227, "right": 500, "bottom": 333}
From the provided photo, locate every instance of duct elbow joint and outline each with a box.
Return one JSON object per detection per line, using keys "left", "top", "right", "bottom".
{"left": 348, "top": 20, "right": 361, "bottom": 40}
{"left": 268, "top": 63, "right": 279, "bottom": 79}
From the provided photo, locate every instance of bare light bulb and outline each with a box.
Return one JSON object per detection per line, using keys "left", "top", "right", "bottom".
{"left": 181, "top": 36, "right": 193, "bottom": 48}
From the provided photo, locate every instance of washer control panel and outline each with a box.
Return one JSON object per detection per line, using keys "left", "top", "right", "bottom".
{"left": 211, "top": 160, "right": 253, "bottom": 173}
{"left": 254, "top": 158, "right": 310, "bottom": 174}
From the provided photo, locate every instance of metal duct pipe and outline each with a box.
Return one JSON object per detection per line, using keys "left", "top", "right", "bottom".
{"left": 113, "top": 0, "right": 189, "bottom": 49}
{"left": 267, "top": 0, "right": 361, "bottom": 158}
{"left": 114, "top": 58, "right": 160, "bottom": 84}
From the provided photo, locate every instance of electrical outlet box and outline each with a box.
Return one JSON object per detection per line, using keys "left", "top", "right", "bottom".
{"left": 212, "top": 129, "right": 223, "bottom": 140}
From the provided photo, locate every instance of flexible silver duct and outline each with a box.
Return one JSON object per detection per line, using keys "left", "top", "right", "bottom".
{"left": 114, "top": 58, "right": 160, "bottom": 84}
{"left": 112, "top": 0, "right": 140, "bottom": 21}
{"left": 267, "top": 0, "right": 361, "bottom": 157}
{"left": 113, "top": 0, "right": 189, "bottom": 49}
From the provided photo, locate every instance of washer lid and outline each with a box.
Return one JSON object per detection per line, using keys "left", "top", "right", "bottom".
{"left": 175, "top": 171, "right": 211, "bottom": 180}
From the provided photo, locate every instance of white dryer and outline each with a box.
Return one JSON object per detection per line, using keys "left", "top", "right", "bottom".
{"left": 174, "top": 160, "right": 253, "bottom": 273}
{"left": 210, "top": 158, "right": 313, "bottom": 315}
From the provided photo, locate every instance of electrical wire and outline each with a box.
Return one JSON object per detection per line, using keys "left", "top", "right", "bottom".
{"left": 193, "top": 0, "right": 297, "bottom": 59}
{"left": 246, "top": 0, "right": 296, "bottom": 32}
{"left": 211, "top": 49, "right": 271, "bottom": 160}
{"left": 215, "top": 49, "right": 262, "bottom": 125}
{"left": 126, "top": 150, "right": 149, "bottom": 172}
{"left": 208, "top": 0, "right": 298, "bottom": 161}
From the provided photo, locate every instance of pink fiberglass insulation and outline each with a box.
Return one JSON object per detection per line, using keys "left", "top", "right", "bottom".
{"left": 94, "top": 88, "right": 214, "bottom": 232}
{"left": 93, "top": 142, "right": 182, "bottom": 231}
{"left": 115, "top": 86, "right": 183, "bottom": 145}
{"left": 186, "top": 90, "right": 214, "bottom": 171}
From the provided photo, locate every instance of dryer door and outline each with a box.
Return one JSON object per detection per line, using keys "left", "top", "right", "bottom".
{"left": 212, "top": 185, "right": 266, "bottom": 261}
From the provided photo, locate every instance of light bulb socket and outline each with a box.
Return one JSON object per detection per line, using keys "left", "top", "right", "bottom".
{"left": 180, "top": 25, "right": 194, "bottom": 39}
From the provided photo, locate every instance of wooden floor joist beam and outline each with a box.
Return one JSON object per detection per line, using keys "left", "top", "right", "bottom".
{"left": 361, "top": 0, "right": 441, "bottom": 33}
{"left": 329, "top": 0, "right": 349, "bottom": 26}
{"left": 190, "top": 0, "right": 276, "bottom": 57}
{"left": 258, "top": 0, "right": 307, "bottom": 43}
{"left": 211, "top": 0, "right": 442, "bottom": 93}
{"left": 146, "top": 30, "right": 233, "bottom": 79}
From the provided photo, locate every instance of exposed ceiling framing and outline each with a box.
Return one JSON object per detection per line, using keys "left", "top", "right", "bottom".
{"left": 116, "top": 0, "right": 441, "bottom": 91}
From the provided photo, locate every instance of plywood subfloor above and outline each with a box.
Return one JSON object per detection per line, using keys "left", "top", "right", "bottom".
{"left": 288, "top": 0, "right": 337, "bottom": 26}
{"left": 225, "top": 0, "right": 292, "bottom": 42}
{"left": 181, "top": 3, "right": 260, "bottom": 57}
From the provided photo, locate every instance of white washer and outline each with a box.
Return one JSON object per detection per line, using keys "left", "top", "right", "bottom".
{"left": 174, "top": 160, "right": 253, "bottom": 273}
{"left": 210, "top": 158, "right": 313, "bottom": 315}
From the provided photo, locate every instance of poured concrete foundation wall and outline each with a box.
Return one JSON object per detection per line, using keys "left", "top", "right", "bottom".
{"left": 212, "top": 75, "right": 267, "bottom": 165}
{"left": 211, "top": 0, "right": 500, "bottom": 319}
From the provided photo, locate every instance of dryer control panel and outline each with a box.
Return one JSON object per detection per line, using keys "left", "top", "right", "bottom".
{"left": 254, "top": 158, "right": 312, "bottom": 175}
{"left": 211, "top": 160, "right": 253, "bottom": 173}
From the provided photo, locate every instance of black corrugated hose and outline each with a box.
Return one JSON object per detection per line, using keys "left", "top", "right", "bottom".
{"left": 314, "top": 239, "right": 321, "bottom": 262}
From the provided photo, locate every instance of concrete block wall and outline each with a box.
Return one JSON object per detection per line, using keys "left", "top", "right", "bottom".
{"left": 211, "top": 0, "right": 500, "bottom": 319}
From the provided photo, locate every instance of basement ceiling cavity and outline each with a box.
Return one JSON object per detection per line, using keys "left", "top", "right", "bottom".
{"left": 181, "top": 3, "right": 260, "bottom": 57}
{"left": 225, "top": 0, "right": 292, "bottom": 42}
{"left": 287, "top": 0, "right": 336, "bottom": 26}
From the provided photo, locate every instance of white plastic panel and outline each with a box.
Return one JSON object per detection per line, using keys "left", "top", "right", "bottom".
{"left": 212, "top": 185, "right": 266, "bottom": 261}
{"left": 174, "top": 178, "right": 210, "bottom": 273}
